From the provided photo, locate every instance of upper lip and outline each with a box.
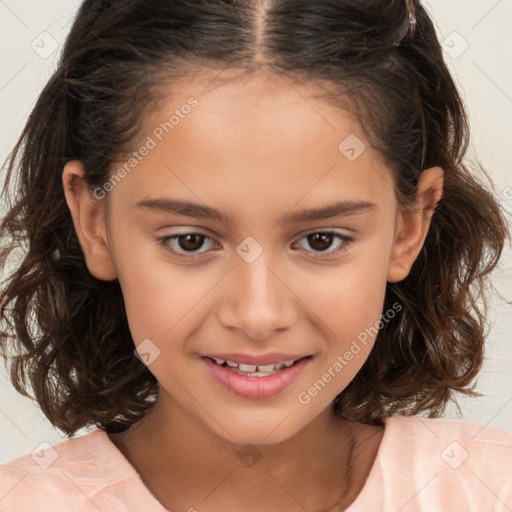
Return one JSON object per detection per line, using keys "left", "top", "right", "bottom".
{"left": 202, "top": 352, "right": 311, "bottom": 366}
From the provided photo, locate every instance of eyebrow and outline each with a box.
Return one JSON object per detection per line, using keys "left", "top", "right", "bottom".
{"left": 136, "top": 198, "right": 377, "bottom": 225}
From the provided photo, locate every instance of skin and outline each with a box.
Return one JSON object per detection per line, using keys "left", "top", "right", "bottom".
{"left": 62, "top": 68, "right": 444, "bottom": 512}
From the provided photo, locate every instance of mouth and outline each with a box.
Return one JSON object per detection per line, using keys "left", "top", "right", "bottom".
{"left": 201, "top": 354, "right": 313, "bottom": 400}
{"left": 203, "top": 355, "right": 312, "bottom": 378}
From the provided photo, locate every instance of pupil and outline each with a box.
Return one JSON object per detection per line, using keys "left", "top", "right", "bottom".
{"left": 309, "top": 233, "right": 332, "bottom": 251}
{"left": 179, "top": 234, "right": 204, "bottom": 251}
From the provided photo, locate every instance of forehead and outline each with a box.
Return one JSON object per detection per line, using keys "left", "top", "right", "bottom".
{"left": 151, "top": 67, "right": 363, "bottom": 147}
{"left": 114, "top": 68, "right": 396, "bottom": 215}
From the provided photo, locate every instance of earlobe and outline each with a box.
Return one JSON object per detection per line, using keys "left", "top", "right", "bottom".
{"left": 62, "top": 160, "right": 118, "bottom": 281}
{"left": 387, "top": 166, "right": 444, "bottom": 283}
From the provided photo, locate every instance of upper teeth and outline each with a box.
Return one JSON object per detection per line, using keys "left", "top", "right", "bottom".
{"left": 212, "top": 358, "right": 297, "bottom": 373}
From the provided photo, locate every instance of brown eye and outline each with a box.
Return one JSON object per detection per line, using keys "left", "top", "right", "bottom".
{"left": 159, "top": 233, "right": 218, "bottom": 257}
{"left": 294, "top": 231, "right": 354, "bottom": 258}
{"left": 176, "top": 234, "right": 206, "bottom": 252}
{"left": 307, "top": 233, "right": 335, "bottom": 251}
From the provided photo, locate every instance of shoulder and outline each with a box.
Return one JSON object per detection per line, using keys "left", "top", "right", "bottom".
{"left": 382, "top": 414, "right": 512, "bottom": 471}
{"left": 384, "top": 414, "right": 512, "bottom": 457}
{"left": 0, "top": 430, "right": 137, "bottom": 511}
{"left": 376, "top": 415, "right": 512, "bottom": 509}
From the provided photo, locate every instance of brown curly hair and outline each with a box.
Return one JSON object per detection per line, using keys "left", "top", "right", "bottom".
{"left": 0, "top": 0, "right": 509, "bottom": 437}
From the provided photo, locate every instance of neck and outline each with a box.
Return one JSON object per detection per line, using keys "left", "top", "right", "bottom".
{"left": 109, "top": 391, "right": 377, "bottom": 512}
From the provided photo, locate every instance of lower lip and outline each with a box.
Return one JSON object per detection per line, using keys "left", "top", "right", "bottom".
{"left": 202, "top": 356, "right": 311, "bottom": 400}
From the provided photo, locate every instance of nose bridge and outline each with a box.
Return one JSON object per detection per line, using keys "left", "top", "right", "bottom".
{"left": 217, "top": 244, "right": 297, "bottom": 339}
{"left": 240, "top": 252, "right": 277, "bottom": 304}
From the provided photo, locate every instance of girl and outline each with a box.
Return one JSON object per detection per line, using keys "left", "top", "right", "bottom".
{"left": 1, "top": 0, "right": 511, "bottom": 510}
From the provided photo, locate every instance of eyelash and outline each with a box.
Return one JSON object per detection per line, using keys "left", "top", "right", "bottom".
{"left": 157, "top": 231, "right": 354, "bottom": 260}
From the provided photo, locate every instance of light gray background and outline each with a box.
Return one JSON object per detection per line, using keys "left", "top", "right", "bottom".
{"left": 0, "top": 1, "right": 511, "bottom": 464}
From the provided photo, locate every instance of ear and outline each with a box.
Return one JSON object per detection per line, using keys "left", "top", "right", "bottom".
{"left": 387, "top": 166, "right": 444, "bottom": 283}
{"left": 62, "top": 160, "right": 118, "bottom": 281}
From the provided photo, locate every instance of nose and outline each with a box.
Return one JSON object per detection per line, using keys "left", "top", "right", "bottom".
{"left": 217, "top": 252, "right": 298, "bottom": 341}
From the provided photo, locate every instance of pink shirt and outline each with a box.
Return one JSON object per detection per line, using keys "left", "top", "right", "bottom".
{"left": 1, "top": 415, "right": 511, "bottom": 511}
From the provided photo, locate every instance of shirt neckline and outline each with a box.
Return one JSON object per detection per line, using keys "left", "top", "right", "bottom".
{"left": 99, "top": 429, "right": 170, "bottom": 511}
{"left": 344, "top": 416, "right": 391, "bottom": 509}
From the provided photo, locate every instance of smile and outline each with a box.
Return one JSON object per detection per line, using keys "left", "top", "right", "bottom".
{"left": 202, "top": 356, "right": 312, "bottom": 399}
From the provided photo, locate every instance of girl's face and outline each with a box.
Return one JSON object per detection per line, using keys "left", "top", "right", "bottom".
{"left": 64, "top": 69, "right": 442, "bottom": 445}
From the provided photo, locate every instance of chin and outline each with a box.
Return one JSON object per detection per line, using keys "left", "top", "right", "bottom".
{"left": 206, "top": 407, "right": 315, "bottom": 448}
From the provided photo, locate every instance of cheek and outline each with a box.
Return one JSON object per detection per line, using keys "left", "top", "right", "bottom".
{"left": 290, "top": 250, "right": 391, "bottom": 401}
{"left": 298, "top": 242, "right": 391, "bottom": 345}
{"left": 112, "top": 237, "right": 216, "bottom": 343}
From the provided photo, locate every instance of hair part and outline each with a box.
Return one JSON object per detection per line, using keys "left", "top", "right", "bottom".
{"left": 1, "top": 0, "right": 509, "bottom": 436}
